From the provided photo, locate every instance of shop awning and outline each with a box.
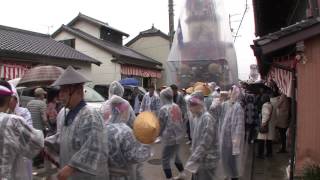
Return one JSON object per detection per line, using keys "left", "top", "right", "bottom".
{"left": 0, "top": 63, "right": 29, "bottom": 80}
{"left": 266, "top": 58, "right": 296, "bottom": 97}
{"left": 121, "top": 65, "right": 161, "bottom": 79}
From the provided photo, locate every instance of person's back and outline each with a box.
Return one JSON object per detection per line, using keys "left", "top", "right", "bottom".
{"left": 191, "top": 112, "right": 219, "bottom": 167}
{"left": 0, "top": 80, "right": 44, "bottom": 179}
{"left": 106, "top": 123, "right": 150, "bottom": 178}
{"left": 27, "top": 99, "right": 47, "bottom": 131}
{"left": 159, "top": 103, "right": 185, "bottom": 145}
{"left": 0, "top": 112, "right": 44, "bottom": 179}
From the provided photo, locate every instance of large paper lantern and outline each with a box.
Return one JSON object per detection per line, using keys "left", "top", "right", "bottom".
{"left": 133, "top": 112, "right": 160, "bottom": 144}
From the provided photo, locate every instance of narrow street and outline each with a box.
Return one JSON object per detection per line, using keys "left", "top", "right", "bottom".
{"left": 33, "top": 138, "right": 287, "bottom": 180}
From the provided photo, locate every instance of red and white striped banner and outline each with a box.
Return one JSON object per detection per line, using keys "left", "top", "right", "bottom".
{"left": 267, "top": 57, "right": 296, "bottom": 97}
{"left": 0, "top": 63, "right": 29, "bottom": 80}
{"left": 268, "top": 67, "right": 293, "bottom": 97}
{"left": 121, "top": 65, "right": 161, "bottom": 79}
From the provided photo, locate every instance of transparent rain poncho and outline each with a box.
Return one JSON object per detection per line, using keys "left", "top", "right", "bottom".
{"left": 56, "top": 105, "right": 109, "bottom": 180}
{"left": 0, "top": 113, "right": 44, "bottom": 179}
{"left": 139, "top": 92, "right": 161, "bottom": 116}
{"left": 158, "top": 87, "right": 185, "bottom": 145}
{"left": 109, "top": 81, "right": 125, "bottom": 98}
{"left": 101, "top": 82, "right": 135, "bottom": 128}
{"left": 185, "top": 91, "right": 219, "bottom": 178}
{"left": 8, "top": 84, "right": 34, "bottom": 180}
{"left": 106, "top": 123, "right": 151, "bottom": 180}
{"left": 107, "top": 95, "right": 136, "bottom": 128}
{"left": 219, "top": 86, "right": 246, "bottom": 178}
{"left": 167, "top": 0, "right": 238, "bottom": 89}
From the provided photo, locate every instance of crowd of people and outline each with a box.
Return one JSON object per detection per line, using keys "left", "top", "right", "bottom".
{"left": 0, "top": 66, "right": 291, "bottom": 180}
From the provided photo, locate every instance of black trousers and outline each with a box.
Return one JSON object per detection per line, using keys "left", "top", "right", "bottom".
{"left": 186, "top": 120, "right": 192, "bottom": 141}
{"left": 245, "top": 123, "right": 257, "bottom": 143}
{"left": 257, "top": 139, "right": 273, "bottom": 157}
{"left": 277, "top": 127, "right": 287, "bottom": 151}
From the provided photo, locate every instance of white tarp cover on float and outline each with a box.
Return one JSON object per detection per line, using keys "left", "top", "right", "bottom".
{"left": 166, "top": 0, "right": 238, "bottom": 88}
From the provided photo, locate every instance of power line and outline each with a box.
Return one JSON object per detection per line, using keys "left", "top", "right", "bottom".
{"left": 234, "top": 0, "right": 248, "bottom": 42}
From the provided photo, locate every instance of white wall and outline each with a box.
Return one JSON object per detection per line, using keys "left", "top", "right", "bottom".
{"left": 54, "top": 31, "right": 121, "bottom": 85}
{"left": 128, "top": 36, "right": 170, "bottom": 86}
{"left": 72, "top": 20, "right": 100, "bottom": 39}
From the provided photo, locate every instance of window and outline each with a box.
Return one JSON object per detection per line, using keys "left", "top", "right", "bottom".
{"left": 100, "top": 27, "right": 123, "bottom": 45}
{"left": 59, "top": 39, "right": 75, "bottom": 48}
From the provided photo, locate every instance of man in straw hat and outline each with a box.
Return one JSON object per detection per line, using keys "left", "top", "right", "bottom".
{"left": 0, "top": 80, "right": 44, "bottom": 179}
{"left": 46, "top": 66, "right": 108, "bottom": 180}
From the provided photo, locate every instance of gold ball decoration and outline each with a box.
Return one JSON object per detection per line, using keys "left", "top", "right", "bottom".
{"left": 133, "top": 112, "right": 160, "bottom": 144}
{"left": 180, "top": 64, "right": 190, "bottom": 74}
{"left": 194, "top": 84, "right": 211, "bottom": 96}
{"left": 208, "top": 63, "right": 221, "bottom": 74}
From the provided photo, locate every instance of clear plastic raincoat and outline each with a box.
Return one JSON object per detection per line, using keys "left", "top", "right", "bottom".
{"left": 109, "top": 81, "right": 125, "bottom": 98}
{"left": 107, "top": 95, "right": 149, "bottom": 180}
{"left": 159, "top": 87, "right": 185, "bottom": 145}
{"left": 158, "top": 87, "right": 185, "bottom": 179}
{"left": 0, "top": 113, "right": 44, "bottom": 179}
{"left": 9, "top": 85, "right": 34, "bottom": 180}
{"left": 106, "top": 123, "right": 151, "bottom": 180}
{"left": 219, "top": 86, "right": 245, "bottom": 178}
{"left": 46, "top": 104, "right": 109, "bottom": 180}
{"left": 185, "top": 92, "right": 219, "bottom": 179}
{"left": 101, "top": 82, "right": 135, "bottom": 128}
{"left": 104, "top": 95, "right": 136, "bottom": 128}
{"left": 139, "top": 92, "right": 161, "bottom": 116}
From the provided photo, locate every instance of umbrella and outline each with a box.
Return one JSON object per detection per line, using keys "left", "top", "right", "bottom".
{"left": 119, "top": 78, "right": 139, "bottom": 86}
{"left": 243, "top": 82, "right": 272, "bottom": 94}
{"left": 18, "top": 65, "right": 64, "bottom": 87}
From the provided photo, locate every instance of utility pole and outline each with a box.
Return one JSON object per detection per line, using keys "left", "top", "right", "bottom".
{"left": 168, "top": 0, "right": 175, "bottom": 47}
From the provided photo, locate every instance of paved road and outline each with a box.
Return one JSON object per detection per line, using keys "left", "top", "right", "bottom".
{"left": 33, "top": 139, "right": 289, "bottom": 180}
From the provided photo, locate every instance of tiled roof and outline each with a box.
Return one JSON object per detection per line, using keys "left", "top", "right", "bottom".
{"left": 67, "top": 13, "right": 129, "bottom": 37}
{"left": 56, "top": 25, "right": 162, "bottom": 67}
{"left": 0, "top": 24, "right": 101, "bottom": 65}
{"left": 126, "top": 25, "right": 170, "bottom": 46}
{"left": 255, "top": 17, "right": 320, "bottom": 46}
{"left": 252, "top": 17, "right": 320, "bottom": 55}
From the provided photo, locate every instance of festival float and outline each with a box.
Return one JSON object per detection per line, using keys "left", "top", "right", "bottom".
{"left": 167, "top": 0, "right": 238, "bottom": 89}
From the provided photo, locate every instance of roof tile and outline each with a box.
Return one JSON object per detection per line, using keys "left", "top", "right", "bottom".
{"left": 0, "top": 24, "right": 101, "bottom": 65}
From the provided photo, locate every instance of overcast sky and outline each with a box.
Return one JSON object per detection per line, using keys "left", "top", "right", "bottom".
{"left": 0, "top": 0, "right": 256, "bottom": 80}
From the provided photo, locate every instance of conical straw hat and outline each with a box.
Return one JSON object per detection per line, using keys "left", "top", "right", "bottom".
{"left": 51, "top": 66, "right": 90, "bottom": 86}
{"left": 133, "top": 112, "right": 160, "bottom": 144}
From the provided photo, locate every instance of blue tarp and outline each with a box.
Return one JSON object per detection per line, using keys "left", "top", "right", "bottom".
{"left": 119, "top": 78, "right": 139, "bottom": 86}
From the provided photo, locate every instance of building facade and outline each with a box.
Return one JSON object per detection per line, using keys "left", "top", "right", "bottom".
{"left": 251, "top": 0, "right": 320, "bottom": 176}
{"left": 52, "top": 13, "right": 162, "bottom": 88}
{"left": 126, "top": 25, "right": 170, "bottom": 87}
{"left": 0, "top": 24, "right": 100, "bottom": 80}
